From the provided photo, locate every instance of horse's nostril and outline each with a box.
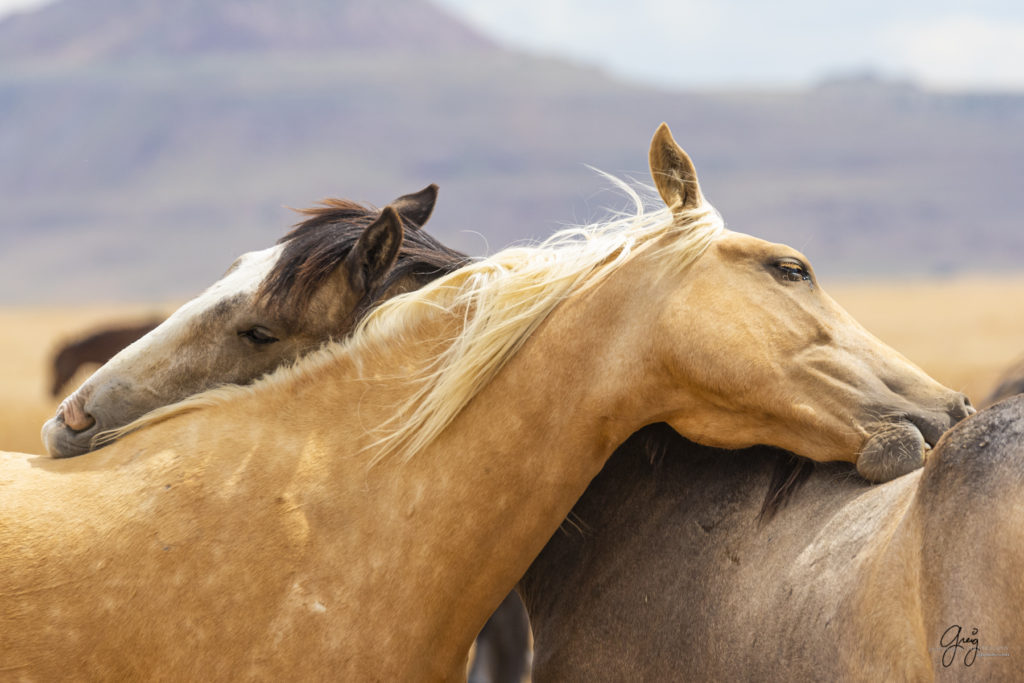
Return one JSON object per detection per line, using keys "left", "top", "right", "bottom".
{"left": 65, "top": 411, "right": 96, "bottom": 432}
{"left": 60, "top": 395, "right": 96, "bottom": 432}
{"left": 961, "top": 394, "right": 976, "bottom": 416}
{"left": 948, "top": 392, "right": 975, "bottom": 419}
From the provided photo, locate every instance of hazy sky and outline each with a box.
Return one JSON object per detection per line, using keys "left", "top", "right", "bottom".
{"left": 3, "top": 0, "right": 1023, "bottom": 90}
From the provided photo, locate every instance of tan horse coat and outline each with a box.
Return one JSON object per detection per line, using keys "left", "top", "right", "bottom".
{"left": 2, "top": 253, "right": 725, "bottom": 679}
{"left": 2, "top": 124, "right": 970, "bottom": 679}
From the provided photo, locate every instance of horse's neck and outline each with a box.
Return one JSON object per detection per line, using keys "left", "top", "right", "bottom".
{"left": 8, "top": 298, "right": 662, "bottom": 681}
{"left": 518, "top": 428, "right": 771, "bottom": 628}
{"left": 522, "top": 430, "right": 917, "bottom": 594}
{"left": 82, "top": 284, "right": 654, "bottom": 677}
{"left": 316, "top": 276, "right": 659, "bottom": 674}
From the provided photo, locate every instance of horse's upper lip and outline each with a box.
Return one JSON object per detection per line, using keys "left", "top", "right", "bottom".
{"left": 885, "top": 416, "right": 931, "bottom": 448}
{"left": 900, "top": 413, "right": 951, "bottom": 450}
{"left": 42, "top": 413, "right": 102, "bottom": 458}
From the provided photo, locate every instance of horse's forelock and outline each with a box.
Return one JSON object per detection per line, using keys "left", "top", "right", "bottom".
{"left": 255, "top": 202, "right": 375, "bottom": 312}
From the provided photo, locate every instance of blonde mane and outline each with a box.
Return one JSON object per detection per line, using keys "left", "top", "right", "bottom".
{"left": 96, "top": 180, "right": 725, "bottom": 463}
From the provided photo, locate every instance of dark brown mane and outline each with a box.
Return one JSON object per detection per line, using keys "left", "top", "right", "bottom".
{"left": 757, "top": 452, "right": 815, "bottom": 522}
{"left": 256, "top": 199, "right": 469, "bottom": 318}
{"left": 635, "top": 423, "right": 815, "bottom": 524}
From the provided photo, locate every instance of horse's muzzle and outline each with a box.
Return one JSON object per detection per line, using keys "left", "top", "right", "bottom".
{"left": 856, "top": 391, "right": 974, "bottom": 483}
{"left": 40, "top": 411, "right": 101, "bottom": 458}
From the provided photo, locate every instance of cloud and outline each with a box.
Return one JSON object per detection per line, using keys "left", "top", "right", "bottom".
{"left": 0, "top": 0, "right": 53, "bottom": 20}
{"left": 434, "top": 0, "right": 726, "bottom": 84}
{"left": 884, "top": 15, "right": 1024, "bottom": 90}
{"left": 6, "top": 0, "right": 1023, "bottom": 91}
{"left": 436, "top": 0, "right": 1024, "bottom": 90}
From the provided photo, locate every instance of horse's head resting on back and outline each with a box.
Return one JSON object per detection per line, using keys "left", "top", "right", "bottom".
{"left": 42, "top": 184, "right": 468, "bottom": 458}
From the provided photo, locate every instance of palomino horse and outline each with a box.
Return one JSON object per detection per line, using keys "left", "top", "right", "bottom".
{"left": 50, "top": 319, "right": 161, "bottom": 397}
{"left": 4, "top": 124, "right": 968, "bottom": 679}
{"left": 519, "top": 398, "right": 1024, "bottom": 681}
{"left": 40, "top": 183, "right": 528, "bottom": 680}
{"left": 42, "top": 184, "right": 466, "bottom": 458}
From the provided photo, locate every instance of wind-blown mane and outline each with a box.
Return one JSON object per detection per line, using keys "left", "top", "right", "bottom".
{"left": 352, "top": 181, "right": 725, "bottom": 464}
{"left": 257, "top": 199, "right": 468, "bottom": 318}
{"left": 101, "top": 181, "right": 725, "bottom": 465}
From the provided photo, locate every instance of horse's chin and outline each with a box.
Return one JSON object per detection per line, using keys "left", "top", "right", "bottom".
{"left": 855, "top": 420, "right": 929, "bottom": 483}
{"left": 40, "top": 415, "right": 102, "bottom": 458}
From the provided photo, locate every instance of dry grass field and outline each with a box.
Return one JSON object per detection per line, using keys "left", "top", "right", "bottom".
{"left": 2, "top": 276, "right": 1023, "bottom": 455}
{"left": 0, "top": 303, "right": 173, "bottom": 454}
{"left": 827, "top": 276, "right": 1024, "bottom": 403}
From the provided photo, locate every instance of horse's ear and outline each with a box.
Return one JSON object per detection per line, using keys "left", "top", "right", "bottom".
{"left": 387, "top": 184, "right": 438, "bottom": 230}
{"left": 344, "top": 206, "right": 403, "bottom": 296}
{"left": 649, "top": 122, "right": 703, "bottom": 212}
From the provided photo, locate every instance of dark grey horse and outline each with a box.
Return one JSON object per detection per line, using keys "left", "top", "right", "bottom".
{"left": 519, "top": 397, "right": 1024, "bottom": 680}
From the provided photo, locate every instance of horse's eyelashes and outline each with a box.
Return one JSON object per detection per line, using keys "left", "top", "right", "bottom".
{"left": 774, "top": 260, "right": 811, "bottom": 284}
{"left": 239, "top": 327, "right": 279, "bottom": 345}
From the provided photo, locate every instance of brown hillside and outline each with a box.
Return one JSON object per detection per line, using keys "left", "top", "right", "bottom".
{"left": 0, "top": 0, "right": 492, "bottom": 63}
{"left": 1, "top": 1, "right": 1022, "bottom": 304}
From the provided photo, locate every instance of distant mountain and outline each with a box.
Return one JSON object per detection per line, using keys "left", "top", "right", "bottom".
{"left": 2, "top": 0, "right": 1023, "bottom": 304}
{"left": 0, "top": 0, "right": 492, "bottom": 63}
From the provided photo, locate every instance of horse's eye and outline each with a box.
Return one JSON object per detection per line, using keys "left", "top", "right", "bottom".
{"left": 775, "top": 260, "right": 811, "bottom": 284}
{"left": 239, "top": 327, "right": 279, "bottom": 345}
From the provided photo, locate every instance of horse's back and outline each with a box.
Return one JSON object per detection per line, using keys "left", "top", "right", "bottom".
{"left": 916, "top": 395, "right": 1024, "bottom": 681}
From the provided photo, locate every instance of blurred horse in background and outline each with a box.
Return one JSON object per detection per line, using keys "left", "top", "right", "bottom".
{"left": 985, "top": 354, "right": 1024, "bottom": 406}
{"left": 50, "top": 320, "right": 162, "bottom": 397}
